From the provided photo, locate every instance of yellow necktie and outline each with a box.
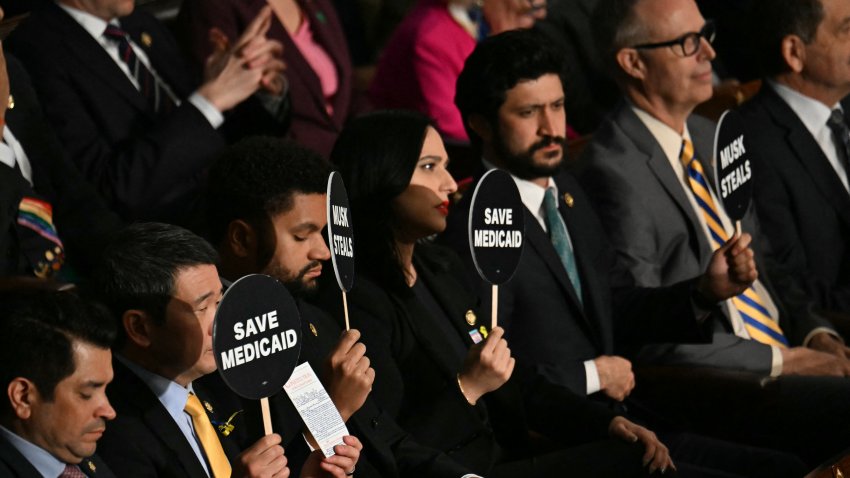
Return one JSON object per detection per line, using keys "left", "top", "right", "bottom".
{"left": 185, "top": 393, "right": 232, "bottom": 478}
{"left": 680, "top": 139, "right": 788, "bottom": 348}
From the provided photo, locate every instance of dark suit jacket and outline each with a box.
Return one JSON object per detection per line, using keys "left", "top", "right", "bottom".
{"left": 197, "top": 298, "right": 475, "bottom": 478}
{"left": 0, "top": 52, "right": 121, "bottom": 278}
{"left": 738, "top": 86, "right": 850, "bottom": 313}
{"left": 97, "top": 359, "right": 242, "bottom": 478}
{"left": 578, "top": 103, "right": 832, "bottom": 374}
{"left": 176, "top": 0, "right": 359, "bottom": 158}
{"left": 442, "top": 168, "right": 707, "bottom": 396}
{"left": 0, "top": 432, "right": 115, "bottom": 478}
{"left": 8, "top": 3, "right": 226, "bottom": 224}
{"left": 320, "top": 244, "right": 626, "bottom": 473}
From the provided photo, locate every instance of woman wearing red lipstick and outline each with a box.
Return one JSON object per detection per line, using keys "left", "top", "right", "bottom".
{"left": 323, "top": 110, "right": 654, "bottom": 477}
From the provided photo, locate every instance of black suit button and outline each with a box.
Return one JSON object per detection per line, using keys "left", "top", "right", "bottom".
{"left": 371, "top": 417, "right": 379, "bottom": 428}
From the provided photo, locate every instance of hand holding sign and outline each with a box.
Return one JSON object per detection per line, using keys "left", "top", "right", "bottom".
{"left": 699, "top": 232, "right": 758, "bottom": 302}
{"left": 323, "top": 329, "right": 375, "bottom": 421}
{"left": 457, "top": 326, "right": 515, "bottom": 405}
{"left": 713, "top": 110, "right": 753, "bottom": 229}
{"left": 327, "top": 172, "right": 355, "bottom": 330}
{"left": 214, "top": 274, "right": 302, "bottom": 434}
{"left": 468, "top": 169, "right": 525, "bottom": 327}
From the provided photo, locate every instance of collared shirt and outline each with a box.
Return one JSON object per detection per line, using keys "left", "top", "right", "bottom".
{"left": 117, "top": 355, "right": 212, "bottom": 477}
{"left": 770, "top": 80, "right": 850, "bottom": 193}
{"left": 56, "top": 3, "right": 224, "bottom": 129}
{"left": 482, "top": 160, "right": 601, "bottom": 394}
{"left": 632, "top": 106, "right": 785, "bottom": 375}
{"left": 0, "top": 425, "right": 67, "bottom": 477}
{"left": 0, "top": 126, "right": 33, "bottom": 185}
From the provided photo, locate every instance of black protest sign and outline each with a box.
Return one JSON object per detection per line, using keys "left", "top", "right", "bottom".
{"left": 327, "top": 172, "right": 355, "bottom": 292}
{"left": 214, "top": 274, "right": 302, "bottom": 400}
{"left": 468, "top": 169, "right": 525, "bottom": 285}
{"left": 713, "top": 109, "right": 753, "bottom": 221}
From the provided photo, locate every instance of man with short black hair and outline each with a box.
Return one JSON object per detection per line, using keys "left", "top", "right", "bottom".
{"left": 209, "top": 136, "right": 483, "bottom": 478}
{"left": 739, "top": 0, "right": 850, "bottom": 316}
{"left": 445, "top": 27, "right": 807, "bottom": 476}
{"left": 0, "top": 290, "right": 117, "bottom": 477}
{"left": 94, "top": 222, "right": 360, "bottom": 478}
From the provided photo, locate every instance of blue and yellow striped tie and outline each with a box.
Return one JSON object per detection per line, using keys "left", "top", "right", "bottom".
{"left": 680, "top": 139, "right": 788, "bottom": 347}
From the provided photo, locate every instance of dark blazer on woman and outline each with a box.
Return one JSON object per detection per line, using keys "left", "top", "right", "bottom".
{"left": 177, "top": 0, "right": 358, "bottom": 158}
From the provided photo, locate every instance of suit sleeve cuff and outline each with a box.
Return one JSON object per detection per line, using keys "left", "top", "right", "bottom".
{"left": 770, "top": 345, "right": 783, "bottom": 377}
{"left": 803, "top": 327, "right": 843, "bottom": 347}
{"left": 188, "top": 92, "right": 225, "bottom": 129}
{"left": 584, "top": 359, "right": 601, "bottom": 395}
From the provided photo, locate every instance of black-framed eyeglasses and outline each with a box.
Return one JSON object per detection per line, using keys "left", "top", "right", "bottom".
{"left": 632, "top": 20, "right": 716, "bottom": 57}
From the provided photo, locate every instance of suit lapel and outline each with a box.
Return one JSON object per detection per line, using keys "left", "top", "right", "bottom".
{"left": 617, "top": 104, "right": 712, "bottom": 262}
{"left": 113, "top": 361, "right": 210, "bottom": 478}
{"left": 122, "top": 15, "right": 192, "bottom": 100}
{"left": 45, "top": 4, "right": 151, "bottom": 116}
{"left": 761, "top": 88, "right": 850, "bottom": 227}
{"left": 0, "top": 434, "right": 42, "bottom": 478}
{"left": 299, "top": 0, "right": 347, "bottom": 126}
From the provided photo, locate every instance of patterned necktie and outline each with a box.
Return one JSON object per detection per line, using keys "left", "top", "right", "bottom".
{"left": 826, "top": 108, "right": 850, "bottom": 176}
{"left": 59, "top": 464, "right": 86, "bottom": 478}
{"left": 680, "top": 139, "right": 788, "bottom": 347}
{"left": 185, "top": 393, "right": 232, "bottom": 478}
{"left": 543, "top": 187, "right": 583, "bottom": 304}
{"left": 102, "top": 25, "right": 175, "bottom": 115}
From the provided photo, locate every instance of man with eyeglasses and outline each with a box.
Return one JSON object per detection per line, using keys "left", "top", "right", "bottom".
{"left": 578, "top": 0, "right": 850, "bottom": 467}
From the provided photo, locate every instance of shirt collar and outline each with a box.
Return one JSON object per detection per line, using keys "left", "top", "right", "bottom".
{"left": 0, "top": 425, "right": 66, "bottom": 477}
{"left": 482, "top": 158, "right": 556, "bottom": 217}
{"left": 769, "top": 79, "right": 837, "bottom": 140}
{"left": 57, "top": 2, "right": 116, "bottom": 40}
{"left": 116, "top": 355, "right": 193, "bottom": 422}
{"left": 631, "top": 105, "right": 693, "bottom": 165}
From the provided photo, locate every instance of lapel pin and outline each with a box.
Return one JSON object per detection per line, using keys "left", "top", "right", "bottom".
{"left": 465, "top": 310, "right": 476, "bottom": 326}
{"left": 203, "top": 400, "right": 213, "bottom": 413}
{"left": 88, "top": 460, "right": 97, "bottom": 472}
{"left": 141, "top": 32, "right": 153, "bottom": 47}
{"left": 563, "top": 192, "right": 575, "bottom": 208}
{"left": 309, "top": 323, "right": 318, "bottom": 337}
{"left": 478, "top": 325, "right": 489, "bottom": 339}
{"left": 7, "top": 94, "right": 14, "bottom": 110}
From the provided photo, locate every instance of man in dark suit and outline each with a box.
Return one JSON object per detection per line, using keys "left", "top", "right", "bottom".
{"left": 443, "top": 27, "right": 809, "bottom": 476}
{"left": 0, "top": 290, "right": 117, "bottom": 478}
{"left": 93, "top": 222, "right": 360, "bottom": 477}
{"left": 207, "top": 136, "right": 487, "bottom": 478}
{"left": 577, "top": 0, "right": 850, "bottom": 465}
{"left": 7, "top": 0, "right": 285, "bottom": 225}
{"left": 737, "top": 0, "right": 850, "bottom": 316}
{"left": 0, "top": 10, "right": 120, "bottom": 280}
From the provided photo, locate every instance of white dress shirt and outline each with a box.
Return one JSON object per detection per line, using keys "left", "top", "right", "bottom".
{"left": 770, "top": 80, "right": 850, "bottom": 193}
{"left": 0, "top": 126, "right": 33, "bottom": 185}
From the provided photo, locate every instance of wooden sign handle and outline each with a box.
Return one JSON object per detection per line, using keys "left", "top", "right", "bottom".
{"left": 491, "top": 284, "right": 498, "bottom": 329}
{"left": 735, "top": 220, "right": 742, "bottom": 237}
{"left": 260, "top": 397, "right": 273, "bottom": 436}
{"left": 342, "top": 290, "right": 351, "bottom": 331}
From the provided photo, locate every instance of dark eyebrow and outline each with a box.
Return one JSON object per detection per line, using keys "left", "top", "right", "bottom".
{"left": 419, "top": 155, "right": 443, "bottom": 162}
{"left": 193, "top": 291, "right": 215, "bottom": 306}
{"left": 292, "top": 222, "right": 321, "bottom": 233}
{"left": 82, "top": 380, "right": 107, "bottom": 389}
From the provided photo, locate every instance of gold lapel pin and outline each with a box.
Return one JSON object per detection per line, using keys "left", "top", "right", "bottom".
{"left": 141, "top": 32, "right": 153, "bottom": 47}
{"left": 465, "top": 310, "right": 477, "bottom": 326}
{"left": 479, "top": 325, "right": 489, "bottom": 339}
{"left": 204, "top": 401, "right": 213, "bottom": 413}
{"left": 88, "top": 461, "right": 97, "bottom": 472}
{"left": 563, "top": 192, "right": 575, "bottom": 208}
{"left": 309, "top": 323, "right": 318, "bottom": 337}
{"left": 7, "top": 94, "right": 14, "bottom": 110}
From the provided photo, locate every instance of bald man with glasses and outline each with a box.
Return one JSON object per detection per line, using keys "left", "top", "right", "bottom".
{"left": 577, "top": 0, "right": 850, "bottom": 467}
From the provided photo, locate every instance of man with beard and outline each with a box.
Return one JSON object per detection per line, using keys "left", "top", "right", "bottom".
{"left": 441, "top": 28, "right": 808, "bottom": 477}
{"left": 206, "top": 136, "right": 482, "bottom": 478}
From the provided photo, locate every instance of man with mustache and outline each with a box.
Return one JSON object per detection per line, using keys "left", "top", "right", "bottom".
{"left": 578, "top": 0, "right": 850, "bottom": 466}
{"left": 0, "top": 290, "right": 118, "bottom": 478}
{"left": 443, "top": 27, "right": 806, "bottom": 476}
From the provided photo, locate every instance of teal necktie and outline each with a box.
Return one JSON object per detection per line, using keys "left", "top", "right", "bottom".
{"left": 543, "top": 188, "right": 583, "bottom": 304}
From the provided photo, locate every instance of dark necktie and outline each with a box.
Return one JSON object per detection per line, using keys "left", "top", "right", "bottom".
{"left": 543, "top": 187, "right": 583, "bottom": 304}
{"left": 827, "top": 108, "right": 850, "bottom": 177}
{"left": 102, "top": 25, "right": 175, "bottom": 115}
{"left": 59, "top": 464, "right": 86, "bottom": 478}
